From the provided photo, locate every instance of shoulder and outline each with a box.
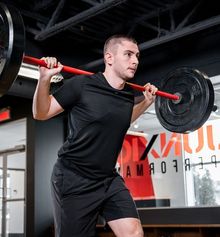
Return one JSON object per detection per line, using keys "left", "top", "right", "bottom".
{"left": 64, "top": 74, "right": 87, "bottom": 85}
{"left": 64, "top": 73, "right": 99, "bottom": 86}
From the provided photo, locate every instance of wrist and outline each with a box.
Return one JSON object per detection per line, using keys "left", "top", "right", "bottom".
{"left": 39, "top": 75, "right": 52, "bottom": 83}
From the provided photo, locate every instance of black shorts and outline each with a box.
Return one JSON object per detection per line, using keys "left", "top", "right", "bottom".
{"left": 50, "top": 160, "right": 139, "bottom": 237}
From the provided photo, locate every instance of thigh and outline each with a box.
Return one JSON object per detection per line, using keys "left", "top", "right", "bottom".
{"left": 51, "top": 162, "right": 104, "bottom": 237}
{"left": 101, "top": 175, "right": 139, "bottom": 222}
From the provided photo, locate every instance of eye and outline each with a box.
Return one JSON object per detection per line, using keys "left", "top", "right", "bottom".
{"left": 125, "top": 52, "right": 132, "bottom": 57}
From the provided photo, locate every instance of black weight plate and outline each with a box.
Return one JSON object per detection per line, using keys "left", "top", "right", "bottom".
{"left": 0, "top": 3, "right": 25, "bottom": 97}
{"left": 155, "top": 67, "right": 214, "bottom": 133}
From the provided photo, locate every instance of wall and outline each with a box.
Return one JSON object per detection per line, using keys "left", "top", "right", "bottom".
{"left": 133, "top": 25, "right": 220, "bottom": 90}
{"left": 34, "top": 117, "right": 64, "bottom": 237}
{"left": 0, "top": 95, "right": 65, "bottom": 237}
{"left": 26, "top": 115, "right": 65, "bottom": 237}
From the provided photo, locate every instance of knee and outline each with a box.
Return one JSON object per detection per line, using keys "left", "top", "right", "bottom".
{"left": 108, "top": 218, "right": 144, "bottom": 237}
{"left": 129, "top": 225, "right": 144, "bottom": 237}
{"left": 134, "top": 228, "right": 144, "bottom": 237}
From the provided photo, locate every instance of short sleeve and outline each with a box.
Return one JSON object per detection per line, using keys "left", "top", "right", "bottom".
{"left": 53, "top": 75, "right": 85, "bottom": 110}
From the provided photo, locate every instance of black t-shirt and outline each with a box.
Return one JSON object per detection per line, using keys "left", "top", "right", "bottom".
{"left": 53, "top": 72, "right": 134, "bottom": 179}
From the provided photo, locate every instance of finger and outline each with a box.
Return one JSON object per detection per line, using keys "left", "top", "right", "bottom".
{"left": 151, "top": 86, "right": 158, "bottom": 95}
{"left": 145, "top": 84, "right": 158, "bottom": 95}
{"left": 39, "top": 57, "right": 62, "bottom": 72}
{"left": 43, "top": 57, "right": 53, "bottom": 69}
{"left": 50, "top": 57, "right": 58, "bottom": 68}
{"left": 144, "top": 83, "right": 150, "bottom": 87}
{"left": 40, "top": 57, "right": 48, "bottom": 68}
{"left": 47, "top": 57, "right": 56, "bottom": 68}
{"left": 43, "top": 57, "right": 51, "bottom": 68}
{"left": 57, "top": 62, "right": 63, "bottom": 71}
{"left": 144, "top": 83, "right": 151, "bottom": 92}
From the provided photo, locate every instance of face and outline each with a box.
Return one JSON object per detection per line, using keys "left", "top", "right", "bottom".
{"left": 105, "top": 40, "right": 140, "bottom": 80}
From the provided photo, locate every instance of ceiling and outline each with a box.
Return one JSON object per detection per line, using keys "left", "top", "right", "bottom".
{"left": 2, "top": 0, "right": 220, "bottom": 68}
{"left": 1, "top": 0, "right": 220, "bottom": 142}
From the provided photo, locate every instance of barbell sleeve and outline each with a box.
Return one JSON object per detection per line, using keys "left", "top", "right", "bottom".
{"left": 23, "top": 55, "right": 180, "bottom": 101}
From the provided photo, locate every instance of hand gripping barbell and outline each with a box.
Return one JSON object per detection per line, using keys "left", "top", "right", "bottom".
{"left": 0, "top": 3, "right": 215, "bottom": 133}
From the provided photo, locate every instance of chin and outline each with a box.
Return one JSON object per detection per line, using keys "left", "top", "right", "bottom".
{"left": 127, "top": 74, "right": 135, "bottom": 80}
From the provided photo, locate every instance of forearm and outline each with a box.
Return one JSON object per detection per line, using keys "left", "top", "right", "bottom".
{"left": 131, "top": 83, "right": 158, "bottom": 123}
{"left": 131, "top": 99, "right": 152, "bottom": 123}
{"left": 32, "top": 77, "right": 52, "bottom": 120}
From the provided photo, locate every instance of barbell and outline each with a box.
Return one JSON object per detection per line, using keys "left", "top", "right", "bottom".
{"left": 0, "top": 3, "right": 215, "bottom": 133}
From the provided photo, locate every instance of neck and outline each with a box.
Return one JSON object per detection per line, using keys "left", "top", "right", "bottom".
{"left": 103, "top": 70, "right": 126, "bottom": 90}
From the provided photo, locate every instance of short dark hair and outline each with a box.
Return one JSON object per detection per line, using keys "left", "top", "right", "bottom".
{"left": 103, "top": 34, "right": 138, "bottom": 54}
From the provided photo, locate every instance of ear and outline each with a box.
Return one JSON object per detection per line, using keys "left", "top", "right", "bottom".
{"left": 104, "top": 52, "right": 113, "bottom": 65}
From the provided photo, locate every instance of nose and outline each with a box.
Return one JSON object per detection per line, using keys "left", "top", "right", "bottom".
{"left": 132, "top": 55, "right": 139, "bottom": 66}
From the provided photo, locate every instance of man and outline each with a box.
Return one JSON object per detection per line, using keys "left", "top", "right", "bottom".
{"left": 32, "top": 35, "right": 157, "bottom": 237}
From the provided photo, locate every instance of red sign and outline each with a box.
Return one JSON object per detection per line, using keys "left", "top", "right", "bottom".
{"left": 118, "top": 134, "right": 155, "bottom": 199}
{"left": 0, "top": 108, "right": 11, "bottom": 122}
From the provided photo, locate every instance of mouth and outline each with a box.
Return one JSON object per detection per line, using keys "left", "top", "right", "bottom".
{"left": 128, "top": 68, "right": 136, "bottom": 73}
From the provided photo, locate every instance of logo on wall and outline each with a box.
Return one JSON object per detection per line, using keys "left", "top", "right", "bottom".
{"left": 117, "top": 121, "right": 220, "bottom": 200}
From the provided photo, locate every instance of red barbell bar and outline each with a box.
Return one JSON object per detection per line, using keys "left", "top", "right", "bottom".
{"left": 23, "top": 55, "right": 180, "bottom": 101}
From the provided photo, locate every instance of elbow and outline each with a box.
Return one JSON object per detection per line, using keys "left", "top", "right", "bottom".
{"left": 32, "top": 113, "right": 48, "bottom": 121}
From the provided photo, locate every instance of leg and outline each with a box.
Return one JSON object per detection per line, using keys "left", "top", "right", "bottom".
{"left": 50, "top": 161, "right": 103, "bottom": 237}
{"left": 101, "top": 175, "right": 143, "bottom": 237}
{"left": 108, "top": 217, "right": 144, "bottom": 237}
